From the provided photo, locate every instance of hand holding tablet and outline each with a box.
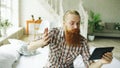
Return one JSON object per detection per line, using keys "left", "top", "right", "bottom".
{"left": 89, "top": 47, "right": 114, "bottom": 60}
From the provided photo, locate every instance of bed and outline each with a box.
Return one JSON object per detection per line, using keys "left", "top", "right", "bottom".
{"left": 0, "top": 39, "right": 120, "bottom": 68}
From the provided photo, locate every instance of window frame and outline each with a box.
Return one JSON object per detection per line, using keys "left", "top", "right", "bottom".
{"left": 0, "top": 0, "right": 19, "bottom": 28}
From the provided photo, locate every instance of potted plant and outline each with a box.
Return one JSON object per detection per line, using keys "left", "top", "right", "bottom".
{"left": 114, "top": 23, "right": 120, "bottom": 31}
{"left": 88, "top": 10, "right": 101, "bottom": 41}
{"left": 0, "top": 19, "right": 12, "bottom": 37}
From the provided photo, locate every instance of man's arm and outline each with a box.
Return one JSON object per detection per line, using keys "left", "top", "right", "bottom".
{"left": 27, "top": 28, "right": 50, "bottom": 51}
{"left": 89, "top": 52, "right": 113, "bottom": 68}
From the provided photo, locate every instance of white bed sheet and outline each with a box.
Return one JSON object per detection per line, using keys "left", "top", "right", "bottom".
{"left": 13, "top": 46, "right": 120, "bottom": 68}
{"left": 13, "top": 46, "right": 49, "bottom": 68}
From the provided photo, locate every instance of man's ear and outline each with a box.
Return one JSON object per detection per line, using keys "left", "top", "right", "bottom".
{"left": 63, "top": 21, "right": 66, "bottom": 30}
{"left": 63, "top": 21, "right": 66, "bottom": 25}
{"left": 63, "top": 21, "right": 64, "bottom": 25}
{"left": 63, "top": 21, "right": 65, "bottom": 24}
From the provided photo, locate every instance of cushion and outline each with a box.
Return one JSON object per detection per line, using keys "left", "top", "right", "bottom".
{"left": 0, "top": 44, "right": 20, "bottom": 68}
{"left": 8, "top": 39, "right": 39, "bottom": 56}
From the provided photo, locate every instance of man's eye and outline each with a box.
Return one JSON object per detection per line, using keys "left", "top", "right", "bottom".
{"left": 70, "top": 22, "right": 74, "bottom": 25}
{"left": 77, "top": 23, "right": 79, "bottom": 25}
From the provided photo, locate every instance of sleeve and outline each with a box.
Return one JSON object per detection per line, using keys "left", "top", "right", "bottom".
{"left": 18, "top": 28, "right": 58, "bottom": 56}
{"left": 81, "top": 39, "right": 93, "bottom": 68}
{"left": 48, "top": 28, "right": 60, "bottom": 46}
{"left": 18, "top": 44, "right": 38, "bottom": 56}
{"left": 34, "top": 28, "right": 57, "bottom": 47}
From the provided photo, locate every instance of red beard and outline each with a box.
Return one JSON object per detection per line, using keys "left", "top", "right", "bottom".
{"left": 65, "top": 28, "right": 81, "bottom": 46}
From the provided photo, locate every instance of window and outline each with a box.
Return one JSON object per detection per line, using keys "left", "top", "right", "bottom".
{"left": 0, "top": 0, "right": 19, "bottom": 27}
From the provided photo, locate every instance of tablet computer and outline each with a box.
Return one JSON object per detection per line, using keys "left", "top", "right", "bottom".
{"left": 89, "top": 47, "right": 114, "bottom": 60}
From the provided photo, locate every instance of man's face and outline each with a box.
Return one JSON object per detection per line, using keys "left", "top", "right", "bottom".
{"left": 64, "top": 14, "right": 81, "bottom": 45}
{"left": 64, "top": 14, "right": 80, "bottom": 33}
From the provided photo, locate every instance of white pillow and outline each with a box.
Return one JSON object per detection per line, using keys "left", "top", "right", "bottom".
{"left": 8, "top": 39, "right": 39, "bottom": 56}
{"left": 0, "top": 44, "right": 20, "bottom": 68}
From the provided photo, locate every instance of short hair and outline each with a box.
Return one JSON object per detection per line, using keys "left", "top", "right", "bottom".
{"left": 63, "top": 10, "right": 80, "bottom": 22}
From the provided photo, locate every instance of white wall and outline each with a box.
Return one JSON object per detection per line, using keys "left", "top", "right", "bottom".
{"left": 83, "top": 0, "right": 120, "bottom": 23}
{"left": 20, "top": 0, "right": 120, "bottom": 28}
{"left": 20, "top": 0, "right": 87, "bottom": 27}
{"left": 19, "top": 0, "right": 60, "bottom": 34}
{"left": 20, "top": 0, "right": 58, "bottom": 26}
{"left": 63, "top": 0, "right": 80, "bottom": 12}
{"left": 19, "top": 0, "right": 88, "bottom": 38}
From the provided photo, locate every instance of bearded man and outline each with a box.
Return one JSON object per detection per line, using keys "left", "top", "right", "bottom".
{"left": 28, "top": 10, "right": 113, "bottom": 68}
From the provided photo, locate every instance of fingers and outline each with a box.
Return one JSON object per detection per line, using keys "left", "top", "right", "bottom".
{"left": 103, "top": 52, "right": 113, "bottom": 59}
{"left": 43, "top": 32, "right": 48, "bottom": 38}
{"left": 44, "top": 38, "right": 50, "bottom": 45}
{"left": 43, "top": 28, "right": 50, "bottom": 41}
{"left": 105, "top": 52, "right": 113, "bottom": 59}
{"left": 44, "top": 28, "right": 48, "bottom": 34}
{"left": 44, "top": 34, "right": 50, "bottom": 42}
{"left": 43, "top": 28, "right": 48, "bottom": 37}
{"left": 42, "top": 35, "right": 50, "bottom": 46}
{"left": 102, "top": 52, "right": 113, "bottom": 62}
{"left": 42, "top": 28, "right": 50, "bottom": 46}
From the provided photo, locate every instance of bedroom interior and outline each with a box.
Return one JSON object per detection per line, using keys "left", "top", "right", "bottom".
{"left": 0, "top": 0, "right": 120, "bottom": 68}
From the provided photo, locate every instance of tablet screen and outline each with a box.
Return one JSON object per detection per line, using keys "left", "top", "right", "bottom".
{"left": 89, "top": 47, "right": 114, "bottom": 60}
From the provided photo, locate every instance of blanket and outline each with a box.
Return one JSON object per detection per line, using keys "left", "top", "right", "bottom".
{"left": 0, "top": 43, "right": 120, "bottom": 68}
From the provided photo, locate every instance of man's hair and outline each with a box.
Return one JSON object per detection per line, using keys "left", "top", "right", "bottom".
{"left": 63, "top": 10, "right": 80, "bottom": 22}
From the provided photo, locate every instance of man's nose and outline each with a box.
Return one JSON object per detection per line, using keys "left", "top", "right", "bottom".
{"left": 73, "top": 25, "right": 78, "bottom": 29}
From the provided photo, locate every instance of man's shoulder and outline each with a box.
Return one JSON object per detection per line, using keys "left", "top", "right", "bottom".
{"left": 50, "top": 27, "right": 63, "bottom": 32}
{"left": 49, "top": 27, "right": 64, "bottom": 36}
{"left": 80, "top": 34, "right": 87, "bottom": 41}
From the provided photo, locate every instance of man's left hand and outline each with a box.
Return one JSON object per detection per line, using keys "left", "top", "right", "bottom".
{"left": 100, "top": 52, "right": 113, "bottom": 64}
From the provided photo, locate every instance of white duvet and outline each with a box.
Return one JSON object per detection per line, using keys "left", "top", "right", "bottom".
{"left": 0, "top": 43, "right": 120, "bottom": 68}
{"left": 13, "top": 46, "right": 120, "bottom": 68}
{"left": 13, "top": 46, "right": 49, "bottom": 68}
